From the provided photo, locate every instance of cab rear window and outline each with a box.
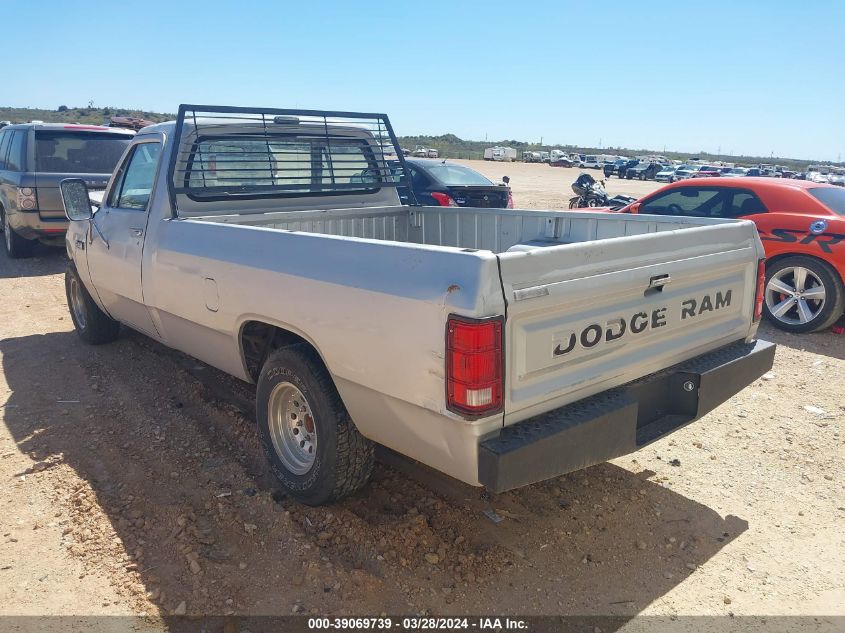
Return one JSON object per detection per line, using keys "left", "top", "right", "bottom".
{"left": 808, "top": 187, "right": 845, "bottom": 216}
{"left": 184, "top": 136, "right": 379, "bottom": 197}
{"left": 35, "top": 131, "right": 132, "bottom": 173}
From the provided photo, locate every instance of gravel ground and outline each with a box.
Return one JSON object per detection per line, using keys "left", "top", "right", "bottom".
{"left": 0, "top": 165, "right": 842, "bottom": 628}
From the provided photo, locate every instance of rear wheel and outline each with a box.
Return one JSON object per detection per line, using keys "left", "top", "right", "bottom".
{"left": 3, "top": 208, "right": 36, "bottom": 259}
{"left": 256, "top": 345, "right": 374, "bottom": 505}
{"left": 65, "top": 265, "right": 121, "bottom": 344}
{"left": 763, "top": 256, "right": 844, "bottom": 333}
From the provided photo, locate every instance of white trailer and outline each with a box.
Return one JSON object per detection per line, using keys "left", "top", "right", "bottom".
{"left": 485, "top": 146, "right": 517, "bottom": 162}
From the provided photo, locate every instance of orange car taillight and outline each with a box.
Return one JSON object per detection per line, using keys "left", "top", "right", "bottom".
{"left": 506, "top": 191, "right": 514, "bottom": 209}
{"left": 17, "top": 187, "right": 38, "bottom": 211}
{"left": 446, "top": 315, "right": 504, "bottom": 418}
{"left": 754, "top": 259, "right": 766, "bottom": 322}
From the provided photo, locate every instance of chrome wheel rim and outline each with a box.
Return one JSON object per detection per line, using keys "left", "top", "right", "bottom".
{"left": 267, "top": 382, "right": 317, "bottom": 475}
{"left": 765, "top": 266, "right": 826, "bottom": 325}
{"left": 68, "top": 276, "right": 88, "bottom": 330}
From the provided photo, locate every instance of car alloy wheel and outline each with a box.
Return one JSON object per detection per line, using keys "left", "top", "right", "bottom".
{"left": 765, "top": 266, "right": 825, "bottom": 326}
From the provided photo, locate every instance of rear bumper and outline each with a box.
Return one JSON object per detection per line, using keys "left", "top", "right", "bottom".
{"left": 478, "top": 339, "right": 775, "bottom": 493}
{"left": 9, "top": 210, "right": 68, "bottom": 241}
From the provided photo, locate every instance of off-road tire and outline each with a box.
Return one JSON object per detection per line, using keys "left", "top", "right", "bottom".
{"left": 256, "top": 345, "right": 374, "bottom": 505}
{"left": 3, "top": 207, "right": 36, "bottom": 259}
{"left": 763, "top": 256, "right": 844, "bottom": 333}
{"left": 65, "top": 264, "right": 121, "bottom": 344}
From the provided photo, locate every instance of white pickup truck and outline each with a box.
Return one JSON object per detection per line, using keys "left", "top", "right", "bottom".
{"left": 59, "top": 105, "right": 775, "bottom": 505}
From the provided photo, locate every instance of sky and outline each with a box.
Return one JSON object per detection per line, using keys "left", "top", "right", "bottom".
{"left": 2, "top": 0, "right": 844, "bottom": 161}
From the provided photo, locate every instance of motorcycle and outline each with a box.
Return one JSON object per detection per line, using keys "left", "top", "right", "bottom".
{"left": 568, "top": 173, "right": 637, "bottom": 209}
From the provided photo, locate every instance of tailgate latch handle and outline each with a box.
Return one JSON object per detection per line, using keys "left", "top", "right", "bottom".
{"left": 646, "top": 274, "right": 672, "bottom": 295}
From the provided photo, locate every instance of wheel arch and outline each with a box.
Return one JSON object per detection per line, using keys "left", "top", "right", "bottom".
{"left": 237, "top": 318, "right": 331, "bottom": 384}
{"left": 765, "top": 252, "right": 845, "bottom": 288}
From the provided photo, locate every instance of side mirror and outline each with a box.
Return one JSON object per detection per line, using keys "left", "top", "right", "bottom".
{"left": 502, "top": 176, "right": 510, "bottom": 185}
{"left": 60, "top": 178, "right": 93, "bottom": 221}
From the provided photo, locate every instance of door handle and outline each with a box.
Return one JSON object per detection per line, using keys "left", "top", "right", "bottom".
{"left": 130, "top": 229, "right": 144, "bottom": 238}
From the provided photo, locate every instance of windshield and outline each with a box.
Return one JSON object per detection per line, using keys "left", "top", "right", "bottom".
{"left": 419, "top": 163, "right": 492, "bottom": 186}
{"left": 808, "top": 187, "right": 845, "bottom": 216}
{"left": 728, "top": 168, "right": 746, "bottom": 174}
{"left": 35, "top": 131, "right": 132, "bottom": 173}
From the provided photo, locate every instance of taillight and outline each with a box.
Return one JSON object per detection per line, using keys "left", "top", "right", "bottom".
{"left": 431, "top": 192, "right": 458, "bottom": 207}
{"left": 446, "top": 315, "right": 504, "bottom": 418}
{"left": 17, "top": 187, "right": 38, "bottom": 211}
{"left": 506, "top": 191, "right": 514, "bottom": 209}
{"left": 754, "top": 259, "right": 766, "bottom": 322}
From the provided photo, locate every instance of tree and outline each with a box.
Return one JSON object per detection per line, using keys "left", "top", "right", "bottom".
{"left": 57, "top": 105, "right": 68, "bottom": 112}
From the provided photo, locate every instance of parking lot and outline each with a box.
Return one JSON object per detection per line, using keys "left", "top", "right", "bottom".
{"left": 450, "top": 160, "right": 665, "bottom": 208}
{"left": 0, "top": 163, "right": 843, "bottom": 627}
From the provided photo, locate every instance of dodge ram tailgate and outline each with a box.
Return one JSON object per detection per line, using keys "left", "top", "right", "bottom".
{"left": 497, "top": 220, "right": 762, "bottom": 426}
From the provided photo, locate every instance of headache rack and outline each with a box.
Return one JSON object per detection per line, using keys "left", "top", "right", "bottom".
{"left": 167, "top": 104, "right": 414, "bottom": 212}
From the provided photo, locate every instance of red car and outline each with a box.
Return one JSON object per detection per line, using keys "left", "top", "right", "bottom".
{"left": 690, "top": 165, "right": 722, "bottom": 178}
{"left": 616, "top": 178, "right": 845, "bottom": 333}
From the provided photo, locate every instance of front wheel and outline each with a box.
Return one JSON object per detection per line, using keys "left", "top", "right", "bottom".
{"left": 763, "top": 256, "right": 844, "bottom": 333}
{"left": 256, "top": 345, "right": 374, "bottom": 505}
{"left": 568, "top": 197, "right": 582, "bottom": 209}
{"left": 65, "top": 265, "right": 121, "bottom": 344}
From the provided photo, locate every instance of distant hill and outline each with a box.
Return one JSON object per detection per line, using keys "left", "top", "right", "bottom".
{"left": 1, "top": 105, "right": 836, "bottom": 170}
{"left": 0, "top": 106, "right": 173, "bottom": 126}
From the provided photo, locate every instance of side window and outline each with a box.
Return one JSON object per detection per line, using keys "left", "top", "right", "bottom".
{"left": 6, "top": 131, "right": 25, "bottom": 172}
{"left": 108, "top": 142, "right": 161, "bottom": 210}
{"left": 727, "top": 191, "right": 768, "bottom": 218}
{"left": 0, "top": 131, "right": 9, "bottom": 169}
{"left": 639, "top": 188, "right": 725, "bottom": 217}
{"left": 408, "top": 165, "right": 429, "bottom": 190}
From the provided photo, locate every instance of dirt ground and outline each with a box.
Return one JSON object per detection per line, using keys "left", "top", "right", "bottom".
{"left": 1, "top": 163, "right": 843, "bottom": 629}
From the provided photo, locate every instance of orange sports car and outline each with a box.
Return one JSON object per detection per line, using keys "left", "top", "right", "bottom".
{"left": 615, "top": 178, "right": 845, "bottom": 333}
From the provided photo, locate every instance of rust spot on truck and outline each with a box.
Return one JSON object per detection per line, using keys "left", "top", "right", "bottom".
{"left": 446, "top": 284, "right": 461, "bottom": 294}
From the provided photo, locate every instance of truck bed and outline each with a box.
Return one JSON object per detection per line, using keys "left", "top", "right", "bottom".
{"left": 201, "top": 204, "right": 698, "bottom": 254}
{"left": 191, "top": 206, "right": 760, "bottom": 428}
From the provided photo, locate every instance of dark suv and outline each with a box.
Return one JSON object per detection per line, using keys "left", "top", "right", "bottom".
{"left": 0, "top": 123, "right": 134, "bottom": 257}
